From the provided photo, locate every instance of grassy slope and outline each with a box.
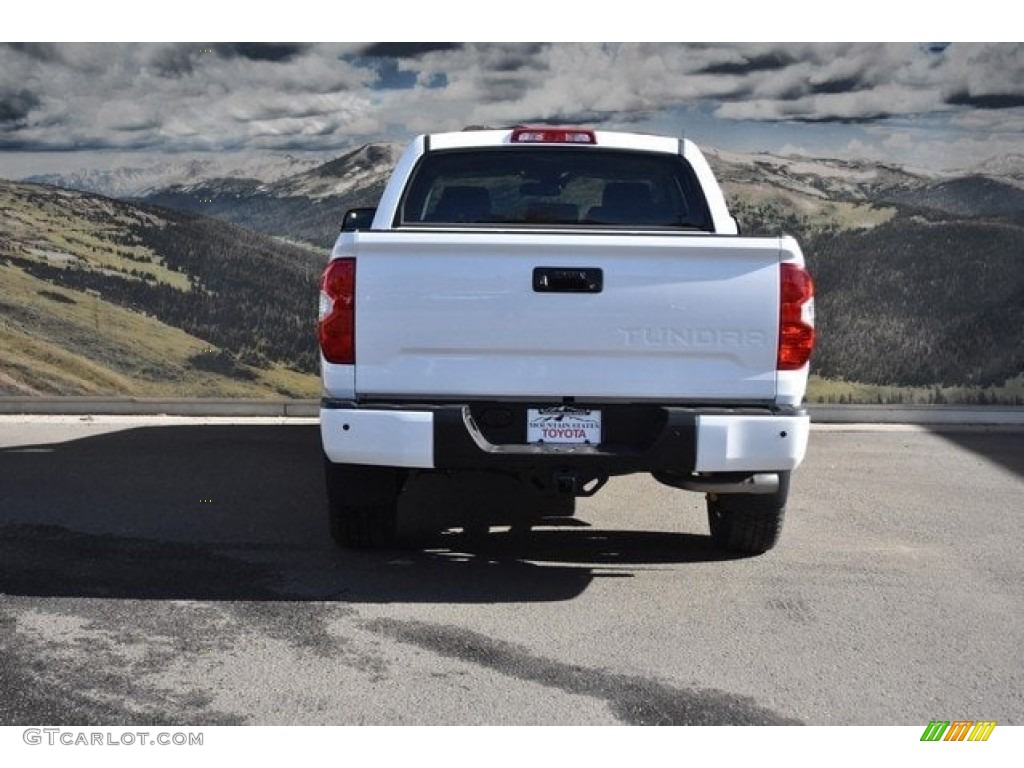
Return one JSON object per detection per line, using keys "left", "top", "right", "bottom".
{"left": 806, "top": 374, "right": 1024, "bottom": 406}
{"left": 722, "top": 181, "right": 898, "bottom": 236}
{"left": 0, "top": 181, "right": 318, "bottom": 398}
{"left": 0, "top": 183, "right": 190, "bottom": 289}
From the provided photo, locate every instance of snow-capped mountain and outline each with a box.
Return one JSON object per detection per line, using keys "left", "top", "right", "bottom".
{"left": 24, "top": 153, "right": 327, "bottom": 198}
{"left": 267, "top": 143, "right": 403, "bottom": 199}
{"left": 967, "top": 154, "right": 1024, "bottom": 188}
{"left": 704, "top": 148, "right": 939, "bottom": 201}
{"left": 22, "top": 140, "right": 1024, "bottom": 249}
{"left": 135, "top": 143, "right": 402, "bottom": 248}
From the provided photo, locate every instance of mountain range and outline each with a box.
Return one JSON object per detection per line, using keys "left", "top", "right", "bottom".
{"left": 25, "top": 144, "right": 402, "bottom": 250}
{"left": 28, "top": 144, "right": 1024, "bottom": 245}
{"left": 24, "top": 153, "right": 326, "bottom": 199}
{"left": 5, "top": 141, "right": 1023, "bottom": 401}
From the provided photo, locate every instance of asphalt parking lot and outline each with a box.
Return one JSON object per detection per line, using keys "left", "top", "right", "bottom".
{"left": 0, "top": 417, "right": 1021, "bottom": 725}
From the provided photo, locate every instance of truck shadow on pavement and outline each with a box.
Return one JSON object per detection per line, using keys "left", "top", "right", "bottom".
{"left": 927, "top": 428, "right": 1024, "bottom": 482}
{"left": 0, "top": 424, "right": 740, "bottom": 604}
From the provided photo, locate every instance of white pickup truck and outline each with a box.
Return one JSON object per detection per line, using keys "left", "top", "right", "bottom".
{"left": 318, "top": 126, "right": 815, "bottom": 554}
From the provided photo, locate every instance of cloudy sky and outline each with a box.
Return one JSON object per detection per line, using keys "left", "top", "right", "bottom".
{"left": 2, "top": 39, "right": 1022, "bottom": 177}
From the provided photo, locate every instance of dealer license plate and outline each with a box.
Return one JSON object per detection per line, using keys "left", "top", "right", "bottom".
{"left": 527, "top": 407, "right": 602, "bottom": 445}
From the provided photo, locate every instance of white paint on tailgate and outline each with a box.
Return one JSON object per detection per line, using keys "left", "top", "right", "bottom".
{"left": 352, "top": 232, "right": 783, "bottom": 402}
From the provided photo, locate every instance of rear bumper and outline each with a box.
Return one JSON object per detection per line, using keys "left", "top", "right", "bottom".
{"left": 320, "top": 400, "right": 809, "bottom": 474}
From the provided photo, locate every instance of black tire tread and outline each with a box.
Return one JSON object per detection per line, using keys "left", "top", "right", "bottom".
{"left": 708, "top": 501, "right": 785, "bottom": 554}
{"left": 328, "top": 503, "right": 394, "bottom": 549}
{"left": 707, "top": 472, "right": 790, "bottom": 555}
{"left": 324, "top": 459, "right": 404, "bottom": 550}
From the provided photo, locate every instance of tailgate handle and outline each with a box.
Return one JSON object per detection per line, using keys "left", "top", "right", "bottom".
{"left": 533, "top": 267, "right": 603, "bottom": 293}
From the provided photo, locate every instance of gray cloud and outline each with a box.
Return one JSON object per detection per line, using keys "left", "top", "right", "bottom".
{"left": 149, "top": 45, "right": 198, "bottom": 77}
{"left": 0, "top": 42, "right": 1021, "bottom": 170}
{"left": 697, "top": 51, "right": 795, "bottom": 76}
{"left": 948, "top": 91, "right": 1024, "bottom": 110}
{"left": 0, "top": 89, "right": 40, "bottom": 125}
{"left": 939, "top": 43, "right": 1024, "bottom": 110}
{"left": 217, "top": 43, "right": 309, "bottom": 63}
{"left": 809, "top": 76, "right": 869, "bottom": 96}
{"left": 360, "top": 43, "right": 463, "bottom": 58}
{"left": 479, "top": 43, "right": 550, "bottom": 72}
{"left": 3, "top": 42, "right": 62, "bottom": 62}
{"left": 477, "top": 74, "right": 535, "bottom": 103}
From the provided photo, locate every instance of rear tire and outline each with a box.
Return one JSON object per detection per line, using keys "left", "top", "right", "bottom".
{"left": 706, "top": 471, "right": 790, "bottom": 555}
{"left": 324, "top": 458, "right": 407, "bottom": 549}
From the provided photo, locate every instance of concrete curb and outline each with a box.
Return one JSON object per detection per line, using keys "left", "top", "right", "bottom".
{"left": 0, "top": 397, "right": 318, "bottom": 417}
{"left": 0, "top": 399, "right": 1022, "bottom": 426}
{"left": 807, "top": 405, "right": 1024, "bottom": 426}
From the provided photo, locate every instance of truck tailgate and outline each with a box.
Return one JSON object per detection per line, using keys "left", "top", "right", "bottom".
{"left": 352, "top": 231, "right": 783, "bottom": 402}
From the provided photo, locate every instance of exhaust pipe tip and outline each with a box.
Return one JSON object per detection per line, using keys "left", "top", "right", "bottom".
{"left": 654, "top": 471, "right": 780, "bottom": 495}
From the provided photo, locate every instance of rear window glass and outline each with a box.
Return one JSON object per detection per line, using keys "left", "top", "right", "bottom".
{"left": 398, "top": 147, "right": 713, "bottom": 231}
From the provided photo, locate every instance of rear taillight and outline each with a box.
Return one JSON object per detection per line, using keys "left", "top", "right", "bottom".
{"left": 318, "top": 258, "right": 355, "bottom": 364}
{"left": 778, "top": 263, "right": 815, "bottom": 371}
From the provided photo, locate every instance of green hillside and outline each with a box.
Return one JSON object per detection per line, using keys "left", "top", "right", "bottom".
{"left": 0, "top": 181, "right": 319, "bottom": 397}
{"left": 720, "top": 172, "right": 1024, "bottom": 403}
{"left": 808, "top": 212, "right": 1024, "bottom": 388}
